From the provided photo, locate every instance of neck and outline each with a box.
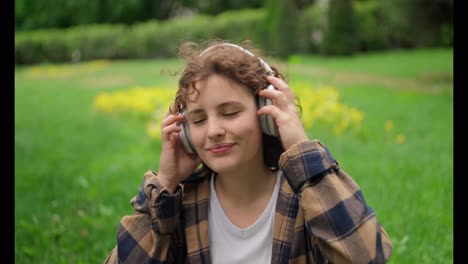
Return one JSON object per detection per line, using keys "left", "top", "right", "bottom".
{"left": 215, "top": 163, "right": 277, "bottom": 205}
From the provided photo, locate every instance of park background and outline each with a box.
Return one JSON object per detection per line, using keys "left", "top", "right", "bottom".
{"left": 15, "top": 0, "right": 453, "bottom": 263}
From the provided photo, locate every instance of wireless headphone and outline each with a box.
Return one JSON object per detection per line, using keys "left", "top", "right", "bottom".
{"left": 179, "top": 43, "right": 279, "bottom": 156}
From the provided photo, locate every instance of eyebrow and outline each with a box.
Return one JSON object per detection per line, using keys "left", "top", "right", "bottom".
{"left": 188, "top": 101, "right": 244, "bottom": 115}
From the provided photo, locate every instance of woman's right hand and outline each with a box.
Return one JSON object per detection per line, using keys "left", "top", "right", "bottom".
{"left": 158, "top": 105, "right": 201, "bottom": 193}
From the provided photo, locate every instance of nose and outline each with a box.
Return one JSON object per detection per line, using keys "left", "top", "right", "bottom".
{"left": 206, "top": 117, "right": 226, "bottom": 140}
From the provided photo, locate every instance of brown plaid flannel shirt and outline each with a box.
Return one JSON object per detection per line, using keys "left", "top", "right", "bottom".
{"left": 104, "top": 140, "right": 393, "bottom": 263}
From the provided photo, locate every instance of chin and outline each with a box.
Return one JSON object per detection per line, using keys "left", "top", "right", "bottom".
{"left": 204, "top": 158, "right": 239, "bottom": 174}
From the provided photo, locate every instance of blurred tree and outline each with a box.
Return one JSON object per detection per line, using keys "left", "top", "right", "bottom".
{"left": 193, "top": 0, "right": 263, "bottom": 15}
{"left": 94, "top": 0, "right": 182, "bottom": 24}
{"left": 378, "top": 0, "right": 453, "bottom": 47}
{"left": 320, "top": 0, "right": 357, "bottom": 55}
{"left": 262, "top": 0, "right": 299, "bottom": 59}
{"left": 139, "top": 0, "right": 181, "bottom": 20}
{"left": 15, "top": 0, "right": 267, "bottom": 31}
{"left": 295, "top": 0, "right": 315, "bottom": 9}
{"left": 16, "top": 0, "right": 97, "bottom": 30}
{"left": 96, "top": 0, "right": 111, "bottom": 23}
{"left": 15, "top": 0, "right": 186, "bottom": 31}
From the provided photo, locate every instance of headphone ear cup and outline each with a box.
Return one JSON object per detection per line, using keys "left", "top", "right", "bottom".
{"left": 258, "top": 84, "right": 279, "bottom": 137}
{"left": 178, "top": 110, "right": 197, "bottom": 155}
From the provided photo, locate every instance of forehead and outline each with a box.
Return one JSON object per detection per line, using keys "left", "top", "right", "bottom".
{"left": 186, "top": 75, "right": 255, "bottom": 108}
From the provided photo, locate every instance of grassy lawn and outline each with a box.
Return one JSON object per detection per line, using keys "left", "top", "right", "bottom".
{"left": 15, "top": 48, "right": 453, "bottom": 263}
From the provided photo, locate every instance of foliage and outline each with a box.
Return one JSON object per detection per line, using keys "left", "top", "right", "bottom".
{"left": 189, "top": 0, "right": 264, "bottom": 15}
{"left": 14, "top": 0, "right": 266, "bottom": 31}
{"left": 377, "top": 0, "right": 453, "bottom": 47}
{"left": 320, "top": 0, "right": 357, "bottom": 56}
{"left": 15, "top": 2, "right": 453, "bottom": 64}
{"left": 354, "top": 0, "right": 388, "bottom": 51}
{"left": 15, "top": 9, "right": 265, "bottom": 65}
{"left": 297, "top": 4, "right": 326, "bottom": 53}
{"left": 262, "top": 0, "right": 299, "bottom": 59}
{"left": 15, "top": 0, "right": 189, "bottom": 31}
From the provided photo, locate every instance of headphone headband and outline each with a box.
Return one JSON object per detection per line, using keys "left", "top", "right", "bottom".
{"left": 200, "top": 43, "right": 275, "bottom": 76}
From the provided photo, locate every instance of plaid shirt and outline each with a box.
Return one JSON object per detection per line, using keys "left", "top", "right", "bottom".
{"left": 104, "top": 140, "right": 393, "bottom": 263}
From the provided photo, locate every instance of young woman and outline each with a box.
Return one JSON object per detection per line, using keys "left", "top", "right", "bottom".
{"left": 104, "top": 41, "right": 393, "bottom": 263}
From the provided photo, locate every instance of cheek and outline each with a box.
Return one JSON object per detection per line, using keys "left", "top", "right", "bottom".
{"left": 189, "top": 125, "right": 205, "bottom": 147}
{"left": 231, "top": 114, "right": 263, "bottom": 138}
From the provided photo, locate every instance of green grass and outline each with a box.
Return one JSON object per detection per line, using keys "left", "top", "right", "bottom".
{"left": 15, "top": 48, "right": 453, "bottom": 263}
{"left": 294, "top": 48, "right": 453, "bottom": 78}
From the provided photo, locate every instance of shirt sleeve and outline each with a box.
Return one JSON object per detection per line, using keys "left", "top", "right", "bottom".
{"left": 104, "top": 170, "right": 185, "bottom": 264}
{"left": 279, "top": 140, "right": 393, "bottom": 263}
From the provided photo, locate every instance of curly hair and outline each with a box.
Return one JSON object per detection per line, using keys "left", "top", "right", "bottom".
{"left": 173, "top": 40, "right": 286, "bottom": 170}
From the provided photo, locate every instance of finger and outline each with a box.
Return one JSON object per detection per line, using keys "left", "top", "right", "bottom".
{"left": 161, "top": 114, "right": 185, "bottom": 128}
{"left": 267, "top": 76, "right": 295, "bottom": 102}
{"left": 258, "top": 105, "right": 304, "bottom": 134}
{"left": 257, "top": 104, "right": 282, "bottom": 120}
{"left": 169, "top": 130, "right": 180, "bottom": 145}
{"left": 162, "top": 122, "right": 182, "bottom": 133}
{"left": 267, "top": 75, "right": 289, "bottom": 90}
{"left": 170, "top": 103, "right": 180, "bottom": 114}
{"left": 161, "top": 122, "right": 182, "bottom": 141}
{"left": 258, "top": 88, "right": 290, "bottom": 109}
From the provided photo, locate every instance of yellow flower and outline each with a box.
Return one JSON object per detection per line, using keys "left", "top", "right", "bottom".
{"left": 385, "top": 120, "right": 393, "bottom": 133}
{"left": 92, "top": 82, "right": 366, "bottom": 141}
{"left": 396, "top": 133, "right": 406, "bottom": 144}
{"left": 350, "top": 109, "right": 364, "bottom": 123}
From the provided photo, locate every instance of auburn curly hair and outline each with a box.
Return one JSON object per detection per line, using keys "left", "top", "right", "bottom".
{"left": 173, "top": 40, "right": 286, "bottom": 170}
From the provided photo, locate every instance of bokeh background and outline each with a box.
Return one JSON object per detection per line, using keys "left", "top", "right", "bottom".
{"left": 15, "top": 0, "right": 453, "bottom": 263}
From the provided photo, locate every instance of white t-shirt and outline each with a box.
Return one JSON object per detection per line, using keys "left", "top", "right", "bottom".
{"left": 208, "top": 171, "right": 281, "bottom": 263}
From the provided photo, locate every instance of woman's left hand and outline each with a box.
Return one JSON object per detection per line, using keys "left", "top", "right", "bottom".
{"left": 257, "top": 76, "right": 309, "bottom": 150}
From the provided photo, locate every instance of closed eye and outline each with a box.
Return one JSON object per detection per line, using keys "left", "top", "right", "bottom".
{"left": 191, "top": 118, "right": 206, "bottom": 124}
{"left": 223, "top": 111, "right": 239, "bottom": 116}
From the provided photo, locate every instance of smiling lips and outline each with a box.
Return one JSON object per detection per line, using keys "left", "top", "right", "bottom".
{"left": 207, "top": 143, "right": 235, "bottom": 154}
